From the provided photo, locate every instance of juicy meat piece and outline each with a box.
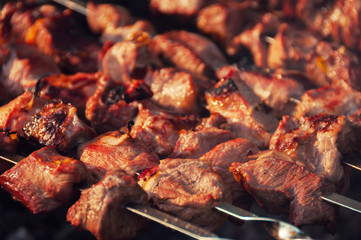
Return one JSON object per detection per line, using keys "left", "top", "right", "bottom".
{"left": 268, "top": 23, "right": 361, "bottom": 90}
{"left": 86, "top": 2, "right": 133, "bottom": 34}
{"left": 170, "top": 127, "right": 237, "bottom": 159}
{"left": 102, "top": 33, "right": 162, "bottom": 84}
{"left": 26, "top": 9, "right": 101, "bottom": 73}
{"left": 1, "top": 43, "right": 60, "bottom": 98}
{"left": 130, "top": 103, "right": 180, "bottom": 157}
{"left": 79, "top": 130, "right": 159, "bottom": 179}
{"left": 85, "top": 75, "right": 151, "bottom": 133}
{"left": 195, "top": 113, "right": 227, "bottom": 130}
{"left": 38, "top": 72, "right": 100, "bottom": 117}
{"left": 67, "top": 169, "right": 149, "bottom": 240}
{"left": 294, "top": 85, "right": 361, "bottom": 118}
{"left": 217, "top": 65, "right": 305, "bottom": 116}
{"left": 229, "top": 12, "right": 279, "bottom": 66}
{"left": 196, "top": 2, "right": 249, "bottom": 49}
{"left": 22, "top": 100, "right": 96, "bottom": 153}
{"left": 139, "top": 158, "right": 232, "bottom": 231}
{"left": 200, "top": 138, "right": 259, "bottom": 208}
{"left": 150, "top": 0, "right": 212, "bottom": 17}
{"left": 0, "top": 146, "right": 91, "bottom": 214}
{"left": 205, "top": 78, "right": 278, "bottom": 147}
{"left": 229, "top": 151, "right": 336, "bottom": 232}
{"left": 0, "top": 91, "right": 47, "bottom": 153}
{"left": 269, "top": 114, "right": 354, "bottom": 188}
{"left": 145, "top": 67, "right": 212, "bottom": 114}
{"left": 150, "top": 30, "right": 228, "bottom": 78}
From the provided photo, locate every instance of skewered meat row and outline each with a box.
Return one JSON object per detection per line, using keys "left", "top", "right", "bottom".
{"left": 0, "top": 0, "right": 360, "bottom": 239}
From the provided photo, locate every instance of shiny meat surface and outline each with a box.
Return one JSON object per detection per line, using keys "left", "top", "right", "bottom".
{"left": 130, "top": 103, "right": 180, "bottom": 157}
{"left": 269, "top": 114, "right": 354, "bottom": 188}
{"left": 150, "top": 30, "right": 228, "bottom": 78}
{"left": 294, "top": 85, "right": 361, "bottom": 118}
{"left": 200, "top": 138, "right": 259, "bottom": 208}
{"left": 170, "top": 127, "right": 237, "bottom": 159}
{"left": 205, "top": 78, "right": 278, "bottom": 147}
{"left": 139, "top": 158, "right": 232, "bottom": 231}
{"left": 230, "top": 151, "right": 336, "bottom": 232}
{"left": 150, "top": 0, "right": 211, "bottom": 17}
{"left": 0, "top": 146, "right": 91, "bottom": 214}
{"left": 78, "top": 130, "right": 159, "bottom": 179}
{"left": 67, "top": 169, "right": 149, "bottom": 240}
{"left": 22, "top": 100, "right": 96, "bottom": 153}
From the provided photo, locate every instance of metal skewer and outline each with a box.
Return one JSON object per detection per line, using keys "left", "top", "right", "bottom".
{"left": 0, "top": 153, "right": 228, "bottom": 240}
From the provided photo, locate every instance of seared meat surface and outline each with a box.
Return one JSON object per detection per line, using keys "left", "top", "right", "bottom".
{"left": 67, "top": 169, "right": 149, "bottom": 240}
{"left": 0, "top": 146, "right": 91, "bottom": 214}
{"left": 201, "top": 138, "right": 259, "bottom": 208}
{"left": 230, "top": 151, "right": 336, "bottom": 232}
{"left": 85, "top": 75, "right": 151, "bottom": 133}
{"left": 205, "top": 77, "right": 278, "bottom": 147}
{"left": 79, "top": 130, "right": 159, "bottom": 179}
{"left": 22, "top": 100, "right": 96, "bottom": 153}
{"left": 150, "top": 30, "right": 228, "bottom": 78}
{"left": 139, "top": 158, "right": 232, "bottom": 231}
{"left": 270, "top": 114, "right": 354, "bottom": 190}
{"left": 170, "top": 127, "right": 237, "bottom": 159}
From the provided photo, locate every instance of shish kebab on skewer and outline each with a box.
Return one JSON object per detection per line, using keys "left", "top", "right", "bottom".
{"left": 0, "top": 144, "right": 310, "bottom": 240}
{"left": 0, "top": 0, "right": 360, "bottom": 239}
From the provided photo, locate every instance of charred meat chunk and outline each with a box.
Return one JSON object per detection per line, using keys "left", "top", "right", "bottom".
{"left": 150, "top": 30, "right": 228, "bottom": 78}
{"left": 170, "top": 127, "right": 237, "bottom": 159}
{"left": 201, "top": 138, "right": 259, "bottom": 208}
{"left": 79, "top": 130, "right": 159, "bottom": 179}
{"left": 0, "top": 91, "right": 47, "bottom": 153}
{"left": 139, "top": 158, "right": 232, "bottom": 231}
{"left": 85, "top": 75, "right": 151, "bottom": 133}
{"left": 230, "top": 151, "right": 336, "bottom": 232}
{"left": 22, "top": 99, "right": 96, "bottom": 153}
{"left": 269, "top": 114, "right": 354, "bottom": 189}
{"left": 0, "top": 146, "right": 91, "bottom": 214}
{"left": 217, "top": 65, "right": 305, "bottom": 117}
{"left": 67, "top": 169, "right": 149, "bottom": 240}
{"left": 205, "top": 77, "right": 278, "bottom": 148}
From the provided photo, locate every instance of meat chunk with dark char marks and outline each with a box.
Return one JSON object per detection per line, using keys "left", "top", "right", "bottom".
{"left": 150, "top": 30, "right": 228, "bottom": 78}
{"left": 85, "top": 75, "right": 151, "bottom": 133}
{"left": 78, "top": 130, "right": 159, "bottom": 180}
{"left": 230, "top": 150, "right": 336, "bottom": 233}
{"left": 170, "top": 127, "right": 237, "bottom": 159}
{"left": 0, "top": 146, "right": 92, "bottom": 214}
{"left": 139, "top": 158, "right": 232, "bottom": 231}
{"left": 217, "top": 65, "right": 305, "bottom": 117}
{"left": 269, "top": 114, "right": 354, "bottom": 190}
{"left": 0, "top": 91, "right": 47, "bottom": 153}
{"left": 22, "top": 99, "right": 97, "bottom": 154}
{"left": 200, "top": 138, "right": 259, "bottom": 208}
{"left": 205, "top": 77, "right": 278, "bottom": 148}
{"left": 67, "top": 169, "right": 149, "bottom": 240}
